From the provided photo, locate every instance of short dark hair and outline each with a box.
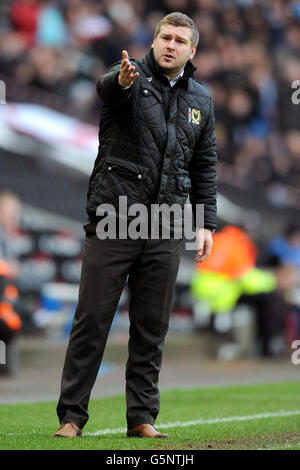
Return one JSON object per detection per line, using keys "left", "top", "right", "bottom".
{"left": 154, "top": 12, "right": 199, "bottom": 48}
{"left": 285, "top": 223, "right": 300, "bottom": 239}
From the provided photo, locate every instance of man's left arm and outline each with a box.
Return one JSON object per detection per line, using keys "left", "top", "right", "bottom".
{"left": 189, "top": 95, "right": 217, "bottom": 262}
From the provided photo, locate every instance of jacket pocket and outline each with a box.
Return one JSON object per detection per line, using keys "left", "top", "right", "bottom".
{"left": 106, "top": 156, "right": 148, "bottom": 182}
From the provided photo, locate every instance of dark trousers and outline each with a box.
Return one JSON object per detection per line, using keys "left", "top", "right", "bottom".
{"left": 238, "top": 292, "right": 286, "bottom": 356}
{"left": 56, "top": 234, "right": 181, "bottom": 429}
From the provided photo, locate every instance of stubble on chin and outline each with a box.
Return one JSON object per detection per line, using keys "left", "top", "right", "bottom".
{"left": 157, "top": 57, "right": 178, "bottom": 76}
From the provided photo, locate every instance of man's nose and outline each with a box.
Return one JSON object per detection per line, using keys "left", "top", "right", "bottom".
{"left": 167, "top": 39, "right": 176, "bottom": 50}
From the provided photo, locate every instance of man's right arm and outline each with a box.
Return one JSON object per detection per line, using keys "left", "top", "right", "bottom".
{"left": 96, "top": 50, "right": 139, "bottom": 106}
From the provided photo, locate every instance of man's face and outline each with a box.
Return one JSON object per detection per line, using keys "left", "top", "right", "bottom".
{"left": 0, "top": 197, "right": 21, "bottom": 233}
{"left": 152, "top": 23, "right": 196, "bottom": 77}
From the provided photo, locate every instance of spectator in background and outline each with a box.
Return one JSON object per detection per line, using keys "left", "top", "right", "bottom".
{"left": 261, "top": 226, "right": 300, "bottom": 355}
{"left": 10, "top": 0, "right": 42, "bottom": 48}
{"left": 0, "top": 259, "right": 22, "bottom": 376}
{"left": 266, "top": 224, "right": 300, "bottom": 272}
{"left": 35, "top": 0, "right": 69, "bottom": 47}
{"left": 0, "top": 190, "right": 22, "bottom": 277}
{"left": 0, "top": 191, "right": 22, "bottom": 376}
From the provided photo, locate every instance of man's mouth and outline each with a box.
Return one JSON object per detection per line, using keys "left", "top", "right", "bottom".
{"left": 163, "top": 54, "right": 175, "bottom": 60}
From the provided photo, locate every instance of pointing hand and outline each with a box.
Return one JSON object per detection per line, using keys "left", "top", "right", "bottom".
{"left": 118, "top": 50, "right": 139, "bottom": 88}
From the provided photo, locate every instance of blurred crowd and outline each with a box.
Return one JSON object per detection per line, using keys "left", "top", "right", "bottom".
{"left": 0, "top": 0, "right": 300, "bottom": 207}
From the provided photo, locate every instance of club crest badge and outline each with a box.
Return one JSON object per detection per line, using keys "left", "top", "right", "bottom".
{"left": 188, "top": 107, "right": 201, "bottom": 125}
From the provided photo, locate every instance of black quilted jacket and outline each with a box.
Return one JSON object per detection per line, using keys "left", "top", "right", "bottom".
{"left": 86, "top": 48, "right": 217, "bottom": 232}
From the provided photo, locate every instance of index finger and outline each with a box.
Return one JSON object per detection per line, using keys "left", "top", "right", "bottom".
{"left": 122, "top": 50, "right": 129, "bottom": 62}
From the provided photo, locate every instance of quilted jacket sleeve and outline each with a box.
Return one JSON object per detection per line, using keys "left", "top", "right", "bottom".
{"left": 189, "top": 96, "right": 217, "bottom": 231}
{"left": 96, "top": 62, "right": 133, "bottom": 106}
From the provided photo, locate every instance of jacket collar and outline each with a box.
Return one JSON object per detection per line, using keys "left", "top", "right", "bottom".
{"left": 141, "top": 48, "right": 197, "bottom": 89}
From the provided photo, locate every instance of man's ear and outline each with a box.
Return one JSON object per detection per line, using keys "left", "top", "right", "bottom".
{"left": 189, "top": 45, "right": 196, "bottom": 60}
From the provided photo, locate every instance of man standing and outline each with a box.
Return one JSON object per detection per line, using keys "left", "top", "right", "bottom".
{"left": 54, "top": 12, "right": 217, "bottom": 438}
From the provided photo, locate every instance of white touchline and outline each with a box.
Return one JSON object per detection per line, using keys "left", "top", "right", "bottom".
{"left": 84, "top": 410, "right": 300, "bottom": 436}
{"left": 259, "top": 442, "right": 300, "bottom": 451}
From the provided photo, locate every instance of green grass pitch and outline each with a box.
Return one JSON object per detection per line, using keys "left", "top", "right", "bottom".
{"left": 0, "top": 381, "right": 300, "bottom": 450}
